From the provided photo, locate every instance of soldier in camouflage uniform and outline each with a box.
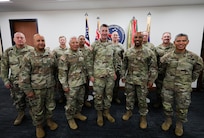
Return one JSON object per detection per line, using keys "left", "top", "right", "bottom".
{"left": 142, "top": 31, "right": 156, "bottom": 54}
{"left": 19, "top": 34, "right": 58, "bottom": 138}
{"left": 58, "top": 36, "right": 87, "bottom": 130}
{"left": 89, "top": 24, "right": 116, "bottom": 127}
{"left": 52, "top": 36, "right": 68, "bottom": 103}
{"left": 1, "top": 32, "right": 34, "bottom": 126}
{"left": 160, "top": 33, "right": 204, "bottom": 136}
{"left": 121, "top": 32, "right": 158, "bottom": 129}
{"left": 78, "top": 35, "right": 92, "bottom": 108}
{"left": 154, "top": 32, "right": 175, "bottom": 108}
{"left": 111, "top": 31, "right": 124, "bottom": 104}
{"left": 142, "top": 31, "right": 156, "bottom": 103}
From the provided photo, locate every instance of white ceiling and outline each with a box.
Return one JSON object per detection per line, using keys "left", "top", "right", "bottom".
{"left": 0, "top": 0, "right": 204, "bottom": 12}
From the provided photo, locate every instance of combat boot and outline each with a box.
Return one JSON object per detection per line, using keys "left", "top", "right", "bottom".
{"left": 122, "top": 110, "right": 132, "bottom": 121}
{"left": 97, "top": 110, "right": 103, "bottom": 126}
{"left": 161, "top": 116, "right": 172, "bottom": 131}
{"left": 74, "top": 112, "right": 87, "bottom": 121}
{"left": 103, "top": 109, "right": 115, "bottom": 123}
{"left": 140, "top": 115, "right": 147, "bottom": 129}
{"left": 13, "top": 111, "right": 25, "bottom": 125}
{"left": 47, "top": 118, "right": 58, "bottom": 130}
{"left": 68, "top": 119, "right": 78, "bottom": 130}
{"left": 36, "top": 124, "right": 45, "bottom": 138}
{"left": 175, "top": 121, "right": 183, "bottom": 136}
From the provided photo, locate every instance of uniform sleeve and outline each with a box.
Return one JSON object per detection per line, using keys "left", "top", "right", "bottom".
{"left": 19, "top": 55, "right": 33, "bottom": 94}
{"left": 121, "top": 51, "right": 128, "bottom": 79}
{"left": 1, "top": 49, "right": 10, "bottom": 85}
{"left": 148, "top": 51, "right": 158, "bottom": 83}
{"left": 58, "top": 55, "right": 69, "bottom": 89}
{"left": 192, "top": 56, "right": 204, "bottom": 82}
{"left": 86, "top": 48, "right": 93, "bottom": 78}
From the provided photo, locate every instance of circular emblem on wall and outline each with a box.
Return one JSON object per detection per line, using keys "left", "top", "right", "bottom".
{"left": 109, "top": 24, "right": 125, "bottom": 44}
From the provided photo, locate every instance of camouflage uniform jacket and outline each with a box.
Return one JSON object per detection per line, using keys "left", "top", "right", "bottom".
{"left": 19, "top": 48, "right": 56, "bottom": 94}
{"left": 160, "top": 50, "right": 204, "bottom": 91}
{"left": 122, "top": 46, "right": 158, "bottom": 85}
{"left": 89, "top": 40, "right": 116, "bottom": 78}
{"left": 142, "top": 42, "right": 156, "bottom": 55}
{"left": 58, "top": 48, "right": 86, "bottom": 89}
{"left": 112, "top": 43, "right": 124, "bottom": 72}
{"left": 52, "top": 46, "right": 68, "bottom": 62}
{"left": 78, "top": 46, "right": 92, "bottom": 77}
{"left": 155, "top": 42, "right": 175, "bottom": 74}
{"left": 1, "top": 45, "right": 34, "bottom": 85}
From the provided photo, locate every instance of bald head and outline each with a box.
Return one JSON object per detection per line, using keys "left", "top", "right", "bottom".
{"left": 33, "top": 34, "right": 45, "bottom": 52}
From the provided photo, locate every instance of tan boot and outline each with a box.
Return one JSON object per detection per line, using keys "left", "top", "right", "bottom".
{"left": 36, "top": 124, "right": 45, "bottom": 138}
{"left": 122, "top": 110, "right": 132, "bottom": 121}
{"left": 103, "top": 109, "right": 115, "bottom": 123}
{"left": 175, "top": 121, "right": 183, "bottom": 136}
{"left": 140, "top": 116, "right": 147, "bottom": 129}
{"left": 47, "top": 118, "right": 58, "bottom": 130}
{"left": 97, "top": 110, "right": 103, "bottom": 126}
{"left": 74, "top": 113, "right": 87, "bottom": 121}
{"left": 68, "top": 119, "right": 78, "bottom": 130}
{"left": 161, "top": 116, "right": 172, "bottom": 131}
{"left": 13, "top": 111, "right": 25, "bottom": 125}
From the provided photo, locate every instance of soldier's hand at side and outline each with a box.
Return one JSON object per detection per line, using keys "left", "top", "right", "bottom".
{"left": 121, "top": 78, "right": 126, "bottom": 83}
{"left": 26, "top": 92, "right": 35, "bottom": 98}
{"left": 114, "top": 73, "right": 117, "bottom": 81}
{"left": 64, "top": 87, "right": 70, "bottom": 93}
{"left": 147, "top": 82, "right": 153, "bottom": 88}
{"left": 5, "top": 83, "right": 12, "bottom": 89}
{"left": 90, "top": 76, "right": 95, "bottom": 83}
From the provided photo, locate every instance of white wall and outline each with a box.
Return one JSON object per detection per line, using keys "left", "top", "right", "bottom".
{"left": 0, "top": 5, "right": 204, "bottom": 87}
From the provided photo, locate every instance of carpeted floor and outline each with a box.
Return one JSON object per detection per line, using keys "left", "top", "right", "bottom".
{"left": 0, "top": 78, "right": 204, "bottom": 138}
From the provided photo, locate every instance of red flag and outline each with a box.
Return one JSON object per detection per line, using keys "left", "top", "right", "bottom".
{"left": 85, "top": 15, "right": 90, "bottom": 47}
{"left": 95, "top": 17, "right": 101, "bottom": 40}
{"left": 127, "top": 17, "right": 138, "bottom": 48}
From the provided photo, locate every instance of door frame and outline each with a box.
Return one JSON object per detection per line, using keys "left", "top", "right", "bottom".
{"left": 9, "top": 19, "right": 38, "bottom": 45}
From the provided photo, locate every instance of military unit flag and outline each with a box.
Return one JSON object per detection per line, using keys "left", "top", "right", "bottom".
{"left": 127, "top": 17, "right": 137, "bottom": 48}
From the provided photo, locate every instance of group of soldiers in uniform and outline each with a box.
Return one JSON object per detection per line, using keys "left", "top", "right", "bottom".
{"left": 0, "top": 23, "right": 203, "bottom": 138}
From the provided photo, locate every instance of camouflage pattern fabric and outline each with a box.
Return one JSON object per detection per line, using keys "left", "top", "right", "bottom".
{"left": 90, "top": 40, "right": 116, "bottom": 111}
{"left": 19, "top": 48, "right": 56, "bottom": 126}
{"left": 58, "top": 48, "right": 86, "bottom": 119}
{"left": 155, "top": 43, "right": 175, "bottom": 94}
{"left": 122, "top": 46, "right": 158, "bottom": 115}
{"left": 160, "top": 50, "right": 204, "bottom": 122}
{"left": 1, "top": 45, "right": 34, "bottom": 111}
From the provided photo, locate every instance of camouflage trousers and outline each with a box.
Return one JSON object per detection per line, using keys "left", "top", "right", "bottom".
{"left": 10, "top": 84, "right": 27, "bottom": 112}
{"left": 64, "top": 84, "right": 85, "bottom": 120}
{"left": 113, "top": 70, "right": 120, "bottom": 99}
{"left": 125, "top": 83, "right": 148, "bottom": 116}
{"left": 93, "top": 76, "right": 115, "bottom": 111}
{"left": 161, "top": 87, "right": 191, "bottom": 123}
{"left": 28, "top": 87, "right": 56, "bottom": 126}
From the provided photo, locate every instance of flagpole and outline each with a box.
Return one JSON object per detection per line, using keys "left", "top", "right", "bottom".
{"left": 146, "top": 12, "right": 151, "bottom": 42}
{"left": 95, "top": 16, "right": 100, "bottom": 40}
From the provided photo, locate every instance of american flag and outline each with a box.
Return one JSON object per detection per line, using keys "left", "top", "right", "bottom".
{"left": 85, "top": 15, "right": 90, "bottom": 47}
{"left": 95, "top": 17, "right": 101, "bottom": 40}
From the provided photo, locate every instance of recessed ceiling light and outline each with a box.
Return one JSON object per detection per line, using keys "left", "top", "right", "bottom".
{"left": 0, "top": 0, "right": 10, "bottom": 2}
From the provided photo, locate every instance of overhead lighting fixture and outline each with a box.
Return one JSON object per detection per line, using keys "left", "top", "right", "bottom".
{"left": 0, "top": 0, "right": 10, "bottom": 2}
